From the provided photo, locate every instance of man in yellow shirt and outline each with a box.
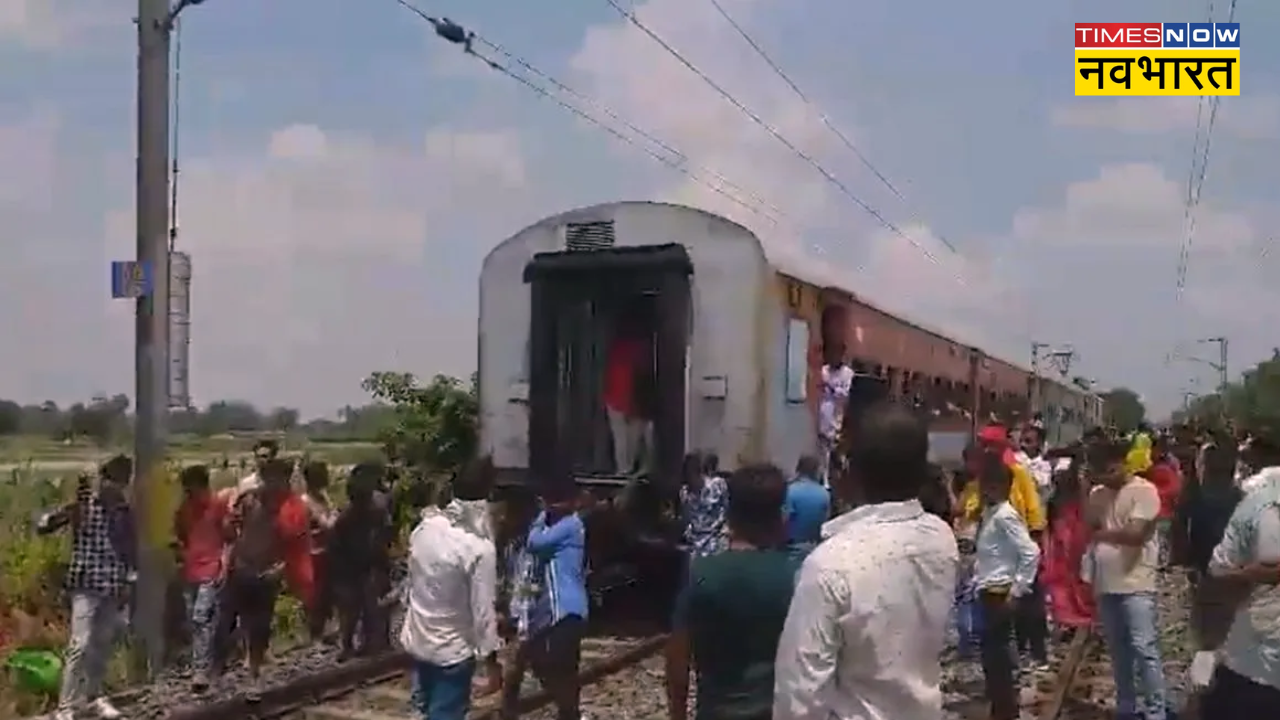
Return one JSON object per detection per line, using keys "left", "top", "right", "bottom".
{"left": 958, "top": 426, "right": 1046, "bottom": 532}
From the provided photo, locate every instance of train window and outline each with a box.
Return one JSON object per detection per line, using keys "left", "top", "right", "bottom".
{"left": 785, "top": 318, "right": 809, "bottom": 403}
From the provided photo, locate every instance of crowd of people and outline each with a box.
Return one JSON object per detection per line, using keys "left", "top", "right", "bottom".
{"left": 33, "top": 406, "right": 1280, "bottom": 720}
{"left": 36, "top": 440, "right": 400, "bottom": 720}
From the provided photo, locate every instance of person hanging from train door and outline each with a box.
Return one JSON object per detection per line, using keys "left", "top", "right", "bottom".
{"left": 817, "top": 341, "right": 854, "bottom": 488}
{"left": 605, "top": 312, "right": 654, "bottom": 475}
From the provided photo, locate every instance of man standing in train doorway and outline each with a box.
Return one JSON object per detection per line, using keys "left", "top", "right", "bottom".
{"left": 818, "top": 342, "right": 854, "bottom": 487}
{"left": 605, "top": 312, "right": 654, "bottom": 475}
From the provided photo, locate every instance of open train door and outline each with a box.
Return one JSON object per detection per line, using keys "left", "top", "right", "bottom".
{"left": 523, "top": 244, "right": 693, "bottom": 501}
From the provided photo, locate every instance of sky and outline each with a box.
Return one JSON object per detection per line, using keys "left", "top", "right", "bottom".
{"left": 2, "top": 0, "right": 1278, "bottom": 419}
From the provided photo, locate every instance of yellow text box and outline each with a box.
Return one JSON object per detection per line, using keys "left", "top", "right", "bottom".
{"left": 1074, "top": 49, "right": 1239, "bottom": 97}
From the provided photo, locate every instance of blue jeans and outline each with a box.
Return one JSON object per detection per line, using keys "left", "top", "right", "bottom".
{"left": 1096, "top": 592, "right": 1167, "bottom": 720}
{"left": 185, "top": 581, "right": 220, "bottom": 677}
{"left": 411, "top": 658, "right": 475, "bottom": 720}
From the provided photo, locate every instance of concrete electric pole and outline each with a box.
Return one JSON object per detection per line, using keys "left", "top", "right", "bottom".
{"left": 131, "top": 0, "right": 204, "bottom": 679}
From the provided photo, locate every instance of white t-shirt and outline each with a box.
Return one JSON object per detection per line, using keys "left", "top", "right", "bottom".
{"left": 1087, "top": 478, "right": 1161, "bottom": 594}
{"left": 818, "top": 364, "right": 855, "bottom": 440}
{"left": 237, "top": 472, "right": 261, "bottom": 493}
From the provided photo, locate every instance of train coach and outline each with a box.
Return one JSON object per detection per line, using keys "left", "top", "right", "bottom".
{"left": 478, "top": 200, "right": 1099, "bottom": 494}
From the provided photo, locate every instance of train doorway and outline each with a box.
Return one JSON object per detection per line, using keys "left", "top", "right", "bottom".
{"left": 522, "top": 244, "right": 693, "bottom": 499}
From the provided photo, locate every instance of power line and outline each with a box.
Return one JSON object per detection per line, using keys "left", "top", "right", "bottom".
{"left": 699, "top": 0, "right": 960, "bottom": 254}
{"left": 1174, "top": 0, "right": 1236, "bottom": 301}
{"left": 600, "top": 0, "right": 952, "bottom": 270}
{"left": 390, "top": 0, "right": 779, "bottom": 222}
{"left": 468, "top": 34, "right": 786, "bottom": 219}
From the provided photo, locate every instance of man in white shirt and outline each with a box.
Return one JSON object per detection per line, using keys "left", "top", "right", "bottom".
{"left": 817, "top": 346, "right": 854, "bottom": 487}
{"left": 399, "top": 471, "right": 503, "bottom": 719}
{"left": 972, "top": 454, "right": 1041, "bottom": 720}
{"left": 1199, "top": 435, "right": 1280, "bottom": 714}
{"left": 774, "top": 401, "right": 959, "bottom": 720}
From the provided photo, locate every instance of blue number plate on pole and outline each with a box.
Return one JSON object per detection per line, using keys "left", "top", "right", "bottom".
{"left": 111, "top": 260, "right": 153, "bottom": 299}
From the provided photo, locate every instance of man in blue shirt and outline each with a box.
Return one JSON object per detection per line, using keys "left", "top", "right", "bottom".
{"left": 784, "top": 455, "right": 830, "bottom": 557}
{"left": 500, "top": 484, "right": 588, "bottom": 720}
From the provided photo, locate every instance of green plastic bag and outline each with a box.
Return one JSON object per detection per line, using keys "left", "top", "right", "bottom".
{"left": 5, "top": 648, "right": 62, "bottom": 695}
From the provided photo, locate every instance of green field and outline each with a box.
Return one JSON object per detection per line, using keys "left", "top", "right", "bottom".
{"left": 0, "top": 436, "right": 384, "bottom": 716}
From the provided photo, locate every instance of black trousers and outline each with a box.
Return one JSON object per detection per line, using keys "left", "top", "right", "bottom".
{"left": 1200, "top": 665, "right": 1280, "bottom": 718}
{"left": 333, "top": 568, "right": 390, "bottom": 654}
{"left": 1014, "top": 575, "right": 1048, "bottom": 661}
{"left": 214, "top": 573, "right": 278, "bottom": 670}
{"left": 501, "top": 616, "right": 585, "bottom": 720}
{"left": 979, "top": 590, "right": 1019, "bottom": 720}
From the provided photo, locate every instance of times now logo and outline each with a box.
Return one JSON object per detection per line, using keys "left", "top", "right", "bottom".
{"left": 1075, "top": 22, "right": 1240, "bottom": 48}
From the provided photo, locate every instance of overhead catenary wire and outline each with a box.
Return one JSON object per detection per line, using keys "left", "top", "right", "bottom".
{"left": 468, "top": 34, "right": 787, "bottom": 220}
{"left": 386, "top": 1, "right": 1053, "bottom": 353}
{"left": 599, "top": 0, "right": 953, "bottom": 271}
{"left": 391, "top": 1, "right": 782, "bottom": 222}
{"left": 1174, "top": 0, "right": 1236, "bottom": 302}
{"left": 699, "top": 0, "right": 960, "bottom": 254}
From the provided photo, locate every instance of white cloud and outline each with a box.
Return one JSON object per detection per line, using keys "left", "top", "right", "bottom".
{"left": 1051, "top": 95, "right": 1280, "bottom": 139}
{"left": 1011, "top": 162, "right": 1256, "bottom": 252}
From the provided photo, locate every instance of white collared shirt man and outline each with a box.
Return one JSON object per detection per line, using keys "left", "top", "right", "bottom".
{"left": 399, "top": 507, "right": 501, "bottom": 715}
{"left": 773, "top": 499, "right": 959, "bottom": 720}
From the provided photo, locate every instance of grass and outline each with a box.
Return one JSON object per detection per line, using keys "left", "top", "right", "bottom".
{"left": 0, "top": 440, "right": 378, "bottom": 717}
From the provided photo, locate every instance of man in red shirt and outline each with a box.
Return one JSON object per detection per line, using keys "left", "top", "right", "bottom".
{"left": 1143, "top": 436, "right": 1183, "bottom": 569}
{"left": 173, "top": 465, "right": 230, "bottom": 692}
{"left": 605, "top": 328, "right": 652, "bottom": 474}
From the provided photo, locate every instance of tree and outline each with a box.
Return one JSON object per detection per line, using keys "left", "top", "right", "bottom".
{"left": 1179, "top": 348, "right": 1280, "bottom": 432}
{"left": 1101, "top": 387, "right": 1146, "bottom": 432}
{"left": 0, "top": 400, "right": 21, "bottom": 436}
{"left": 360, "top": 371, "right": 478, "bottom": 476}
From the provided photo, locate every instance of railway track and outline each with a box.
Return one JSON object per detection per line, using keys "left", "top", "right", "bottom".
{"left": 164, "top": 634, "right": 668, "bottom": 720}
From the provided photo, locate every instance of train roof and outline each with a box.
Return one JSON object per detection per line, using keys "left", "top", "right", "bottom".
{"left": 489, "top": 200, "right": 1092, "bottom": 398}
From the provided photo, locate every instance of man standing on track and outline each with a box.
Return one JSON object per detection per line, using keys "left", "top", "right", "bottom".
{"left": 1086, "top": 439, "right": 1168, "bottom": 720}
{"left": 500, "top": 485, "right": 589, "bottom": 720}
{"left": 237, "top": 439, "right": 280, "bottom": 494}
{"left": 173, "top": 464, "right": 229, "bottom": 692}
{"left": 774, "top": 402, "right": 958, "bottom": 720}
{"left": 665, "top": 463, "right": 797, "bottom": 720}
{"left": 40, "top": 455, "right": 136, "bottom": 720}
{"left": 400, "top": 466, "right": 503, "bottom": 720}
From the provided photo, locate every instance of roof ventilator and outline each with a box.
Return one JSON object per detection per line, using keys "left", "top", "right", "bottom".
{"left": 564, "top": 220, "right": 616, "bottom": 251}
